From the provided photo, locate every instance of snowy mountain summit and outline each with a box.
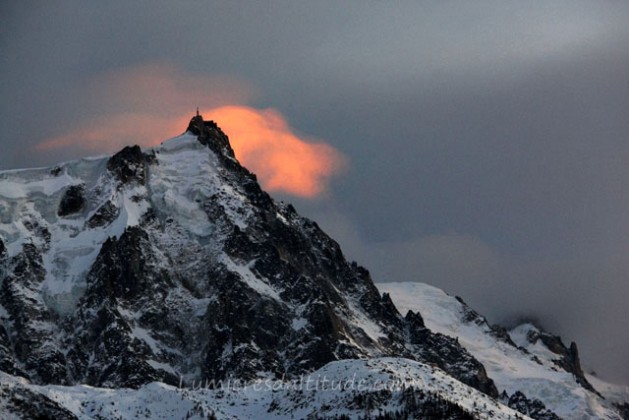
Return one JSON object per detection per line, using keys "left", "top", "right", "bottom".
{"left": 0, "top": 115, "right": 626, "bottom": 419}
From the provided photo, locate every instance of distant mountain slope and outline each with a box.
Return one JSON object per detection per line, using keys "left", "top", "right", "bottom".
{"left": 377, "top": 282, "right": 626, "bottom": 419}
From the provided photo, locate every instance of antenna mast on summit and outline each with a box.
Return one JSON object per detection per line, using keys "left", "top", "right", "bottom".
{"left": 196, "top": 107, "right": 200, "bottom": 117}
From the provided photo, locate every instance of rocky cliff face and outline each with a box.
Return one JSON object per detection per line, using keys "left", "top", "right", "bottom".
{"left": 521, "top": 323, "right": 597, "bottom": 394}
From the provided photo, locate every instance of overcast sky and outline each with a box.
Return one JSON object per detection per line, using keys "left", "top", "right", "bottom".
{"left": 1, "top": 1, "right": 628, "bottom": 385}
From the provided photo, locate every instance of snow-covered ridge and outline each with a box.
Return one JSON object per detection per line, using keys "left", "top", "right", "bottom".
{"left": 377, "top": 282, "right": 625, "bottom": 419}
{"left": 0, "top": 358, "right": 527, "bottom": 419}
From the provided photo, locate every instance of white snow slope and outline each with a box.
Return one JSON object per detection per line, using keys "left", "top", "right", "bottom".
{"left": 377, "top": 282, "right": 627, "bottom": 419}
{"left": 0, "top": 358, "right": 526, "bottom": 419}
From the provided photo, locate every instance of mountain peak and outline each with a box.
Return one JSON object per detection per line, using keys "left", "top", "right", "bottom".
{"left": 186, "top": 112, "right": 235, "bottom": 159}
{"left": 1, "top": 119, "right": 626, "bottom": 419}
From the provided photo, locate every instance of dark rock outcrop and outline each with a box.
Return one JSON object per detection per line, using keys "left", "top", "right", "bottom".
{"left": 526, "top": 327, "right": 598, "bottom": 394}
{"left": 58, "top": 184, "right": 85, "bottom": 217}
{"left": 614, "top": 402, "right": 629, "bottom": 420}
{"left": 405, "top": 310, "right": 499, "bottom": 398}
{"left": 0, "top": 324, "right": 27, "bottom": 378}
{"left": 187, "top": 115, "right": 235, "bottom": 159}
{"left": 0, "top": 243, "right": 67, "bottom": 384}
{"left": 106, "top": 145, "right": 153, "bottom": 185}
{"left": 0, "top": 382, "right": 78, "bottom": 420}
{"left": 507, "top": 390, "right": 561, "bottom": 420}
{"left": 87, "top": 200, "right": 119, "bottom": 228}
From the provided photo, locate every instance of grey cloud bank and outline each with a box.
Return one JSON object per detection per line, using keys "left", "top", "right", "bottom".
{"left": 2, "top": 1, "right": 628, "bottom": 384}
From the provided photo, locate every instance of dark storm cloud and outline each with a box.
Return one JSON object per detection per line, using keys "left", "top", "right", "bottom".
{"left": 1, "top": 1, "right": 628, "bottom": 384}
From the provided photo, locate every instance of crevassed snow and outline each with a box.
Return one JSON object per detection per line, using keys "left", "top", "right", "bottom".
{"left": 39, "top": 181, "right": 150, "bottom": 314}
{"left": 0, "top": 176, "right": 74, "bottom": 199}
{"left": 0, "top": 156, "right": 108, "bottom": 200}
{"left": 0, "top": 133, "right": 236, "bottom": 314}
{"left": 377, "top": 282, "right": 623, "bottom": 419}
{"left": 1, "top": 131, "right": 253, "bottom": 306}
{"left": 150, "top": 134, "right": 218, "bottom": 237}
{"left": 150, "top": 133, "right": 251, "bottom": 233}
{"left": 0, "top": 185, "right": 105, "bottom": 310}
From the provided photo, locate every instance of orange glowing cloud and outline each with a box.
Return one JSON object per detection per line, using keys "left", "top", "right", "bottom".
{"left": 206, "top": 106, "right": 344, "bottom": 197}
{"left": 34, "top": 63, "right": 344, "bottom": 198}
